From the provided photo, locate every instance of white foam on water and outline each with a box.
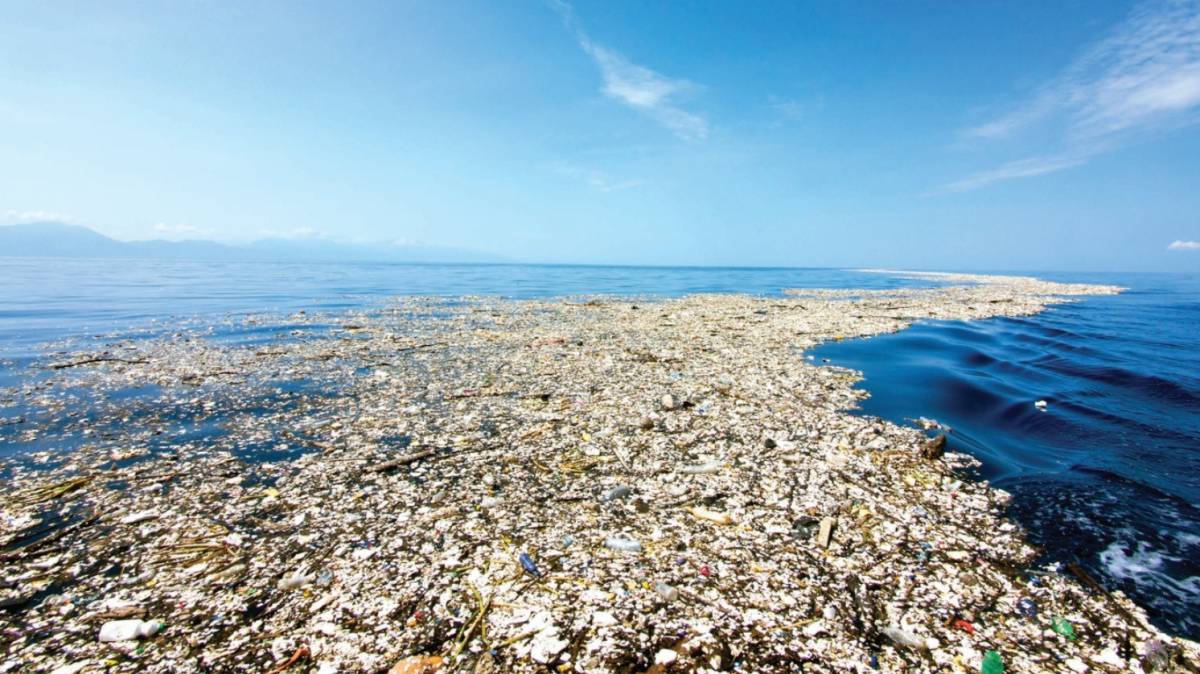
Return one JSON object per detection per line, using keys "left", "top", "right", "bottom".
{"left": 1100, "top": 539, "right": 1200, "bottom": 604}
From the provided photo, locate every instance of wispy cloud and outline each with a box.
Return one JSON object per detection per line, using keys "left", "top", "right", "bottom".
{"left": 551, "top": 1, "right": 709, "bottom": 140}
{"left": 771, "top": 99, "right": 805, "bottom": 120}
{"left": 766, "top": 94, "right": 825, "bottom": 127}
{"left": 152, "top": 222, "right": 210, "bottom": 239}
{"left": 257, "top": 226, "right": 331, "bottom": 240}
{"left": 1168, "top": 239, "right": 1200, "bottom": 249}
{"left": 767, "top": 95, "right": 806, "bottom": 125}
{"left": 553, "top": 163, "right": 643, "bottom": 192}
{"left": 3, "top": 209, "right": 76, "bottom": 223}
{"left": 942, "top": 0, "right": 1200, "bottom": 192}
{"left": 934, "top": 154, "right": 1088, "bottom": 194}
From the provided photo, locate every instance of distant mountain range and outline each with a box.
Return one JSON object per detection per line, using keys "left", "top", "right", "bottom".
{"left": 0, "top": 222, "right": 507, "bottom": 264}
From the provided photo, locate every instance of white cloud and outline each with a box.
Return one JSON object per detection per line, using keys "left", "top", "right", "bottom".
{"left": 769, "top": 97, "right": 806, "bottom": 122}
{"left": 553, "top": 163, "right": 643, "bottom": 192}
{"left": 3, "top": 209, "right": 76, "bottom": 223}
{"left": 945, "top": 0, "right": 1200, "bottom": 192}
{"left": 552, "top": 1, "right": 709, "bottom": 140}
{"left": 1168, "top": 239, "right": 1200, "bottom": 249}
{"left": 152, "top": 222, "right": 209, "bottom": 238}
{"left": 964, "top": 93, "right": 1060, "bottom": 141}
{"left": 932, "top": 154, "right": 1087, "bottom": 194}
{"left": 256, "top": 226, "right": 330, "bottom": 240}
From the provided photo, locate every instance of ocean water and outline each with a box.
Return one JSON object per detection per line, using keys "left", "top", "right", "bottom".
{"left": 0, "top": 257, "right": 939, "bottom": 360}
{"left": 814, "top": 272, "right": 1200, "bottom": 640}
{"left": 1, "top": 257, "right": 1197, "bottom": 638}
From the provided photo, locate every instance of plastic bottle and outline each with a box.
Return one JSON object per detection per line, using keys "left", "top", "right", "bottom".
{"left": 604, "top": 537, "right": 643, "bottom": 553}
{"left": 603, "top": 485, "right": 632, "bottom": 501}
{"left": 654, "top": 582, "right": 679, "bottom": 601}
{"left": 278, "top": 573, "right": 312, "bottom": 590}
{"left": 882, "top": 626, "right": 927, "bottom": 650}
{"left": 680, "top": 461, "right": 721, "bottom": 475}
{"left": 1050, "top": 617, "right": 1076, "bottom": 641}
{"left": 518, "top": 552, "right": 541, "bottom": 577}
{"left": 981, "top": 650, "right": 1004, "bottom": 674}
{"left": 98, "top": 619, "right": 163, "bottom": 642}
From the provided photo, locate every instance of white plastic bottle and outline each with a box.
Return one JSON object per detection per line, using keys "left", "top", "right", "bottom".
{"left": 98, "top": 619, "right": 163, "bottom": 642}
{"left": 604, "top": 536, "right": 643, "bottom": 553}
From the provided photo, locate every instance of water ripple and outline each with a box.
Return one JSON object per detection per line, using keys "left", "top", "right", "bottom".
{"left": 815, "top": 271, "right": 1200, "bottom": 639}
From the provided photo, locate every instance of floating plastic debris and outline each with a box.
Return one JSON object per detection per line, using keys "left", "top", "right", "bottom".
{"left": 882, "top": 626, "right": 928, "bottom": 650}
{"left": 981, "top": 650, "right": 1005, "bottom": 674}
{"left": 98, "top": 619, "right": 163, "bottom": 642}
{"left": 1051, "top": 616, "right": 1076, "bottom": 641}
{"left": 1016, "top": 597, "right": 1038, "bottom": 618}
{"left": 2, "top": 272, "right": 1184, "bottom": 673}
{"left": 686, "top": 506, "right": 734, "bottom": 525}
{"left": 603, "top": 537, "right": 642, "bottom": 553}
{"left": 679, "top": 461, "right": 722, "bottom": 475}
{"left": 119, "top": 510, "right": 160, "bottom": 525}
{"left": 518, "top": 552, "right": 541, "bottom": 577}
{"left": 278, "top": 573, "right": 312, "bottom": 591}
{"left": 654, "top": 582, "right": 679, "bottom": 601}
{"left": 1142, "top": 639, "right": 1172, "bottom": 672}
{"left": 602, "top": 485, "right": 632, "bottom": 501}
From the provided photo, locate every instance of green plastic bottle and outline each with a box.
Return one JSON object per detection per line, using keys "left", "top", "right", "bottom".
{"left": 981, "top": 650, "right": 1005, "bottom": 674}
{"left": 1051, "top": 617, "right": 1077, "bottom": 641}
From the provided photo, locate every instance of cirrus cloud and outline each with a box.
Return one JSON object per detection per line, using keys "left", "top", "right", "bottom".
{"left": 934, "top": 154, "right": 1088, "bottom": 194}
{"left": 1168, "top": 240, "right": 1200, "bottom": 250}
{"left": 940, "top": 0, "right": 1200, "bottom": 193}
{"left": 550, "top": 0, "right": 709, "bottom": 141}
{"left": 3, "top": 209, "right": 76, "bottom": 223}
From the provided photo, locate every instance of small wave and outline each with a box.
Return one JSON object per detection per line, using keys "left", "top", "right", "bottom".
{"left": 1041, "top": 361, "right": 1200, "bottom": 407}
{"left": 964, "top": 350, "right": 998, "bottom": 367}
{"left": 814, "top": 276, "right": 1200, "bottom": 638}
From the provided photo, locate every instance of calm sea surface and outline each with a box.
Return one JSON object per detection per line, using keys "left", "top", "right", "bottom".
{"left": 1, "top": 257, "right": 1197, "bottom": 638}
{"left": 815, "top": 271, "right": 1200, "bottom": 639}
{"left": 0, "top": 257, "right": 937, "bottom": 359}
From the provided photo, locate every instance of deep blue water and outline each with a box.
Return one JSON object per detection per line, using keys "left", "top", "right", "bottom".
{"left": 1, "top": 258, "right": 1197, "bottom": 638}
{"left": 815, "top": 271, "right": 1200, "bottom": 639}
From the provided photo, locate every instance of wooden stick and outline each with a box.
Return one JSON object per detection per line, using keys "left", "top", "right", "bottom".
{"left": 47, "top": 356, "right": 147, "bottom": 370}
{"left": 366, "top": 448, "right": 437, "bottom": 473}
{"left": 281, "top": 430, "right": 335, "bottom": 452}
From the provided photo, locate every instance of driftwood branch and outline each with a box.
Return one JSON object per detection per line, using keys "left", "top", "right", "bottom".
{"left": 361, "top": 343, "right": 448, "bottom": 368}
{"left": 48, "top": 356, "right": 148, "bottom": 370}
{"left": 396, "top": 342, "right": 447, "bottom": 353}
{"left": 366, "top": 448, "right": 437, "bottom": 473}
{"left": 281, "top": 430, "right": 336, "bottom": 452}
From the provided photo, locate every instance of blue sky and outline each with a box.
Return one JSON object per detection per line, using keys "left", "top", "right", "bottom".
{"left": 2, "top": 0, "right": 1199, "bottom": 271}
